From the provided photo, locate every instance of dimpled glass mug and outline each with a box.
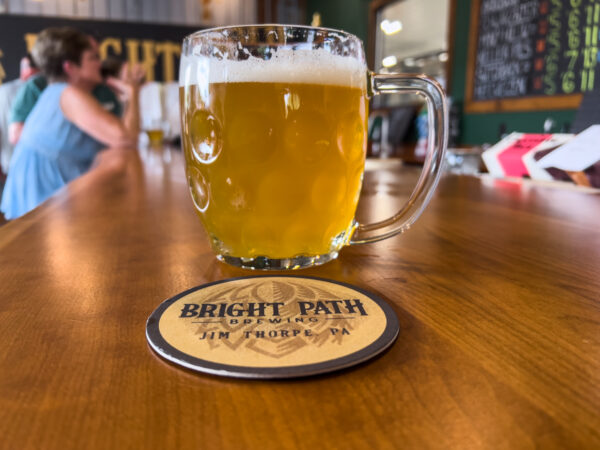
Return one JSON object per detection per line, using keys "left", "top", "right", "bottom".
{"left": 179, "top": 25, "right": 447, "bottom": 270}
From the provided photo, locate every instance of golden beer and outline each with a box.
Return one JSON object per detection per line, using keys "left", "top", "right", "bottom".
{"left": 145, "top": 129, "right": 164, "bottom": 146}
{"left": 180, "top": 81, "right": 367, "bottom": 260}
{"left": 180, "top": 26, "right": 447, "bottom": 269}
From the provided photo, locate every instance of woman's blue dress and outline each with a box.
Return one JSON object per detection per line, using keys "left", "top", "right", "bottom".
{"left": 1, "top": 83, "right": 104, "bottom": 219}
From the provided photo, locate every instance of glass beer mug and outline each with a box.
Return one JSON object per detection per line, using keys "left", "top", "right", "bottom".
{"left": 180, "top": 25, "right": 447, "bottom": 270}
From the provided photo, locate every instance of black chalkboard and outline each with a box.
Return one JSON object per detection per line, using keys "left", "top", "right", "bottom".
{"left": 471, "top": 0, "right": 599, "bottom": 103}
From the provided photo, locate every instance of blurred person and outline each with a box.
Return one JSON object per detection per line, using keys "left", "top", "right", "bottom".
{"left": 101, "top": 55, "right": 129, "bottom": 104}
{"left": 101, "top": 55, "right": 126, "bottom": 80}
{"left": 0, "top": 27, "right": 144, "bottom": 220}
{"left": 8, "top": 34, "right": 123, "bottom": 146}
{"left": 0, "top": 54, "right": 39, "bottom": 175}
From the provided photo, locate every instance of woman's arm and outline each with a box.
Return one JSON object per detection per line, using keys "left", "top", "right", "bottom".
{"left": 8, "top": 123, "right": 24, "bottom": 145}
{"left": 60, "top": 64, "right": 145, "bottom": 148}
{"left": 105, "top": 64, "right": 146, "bottom": 142}
{"left": 121, "top": 87, "right": 140, "bottom": 141}
{"left": 60, "top": 86, "right": 137, "bottom": 148}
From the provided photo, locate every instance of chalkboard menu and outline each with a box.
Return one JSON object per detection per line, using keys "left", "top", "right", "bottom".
{"left": 466, "top": 0, "right": 600, "bottom": 112}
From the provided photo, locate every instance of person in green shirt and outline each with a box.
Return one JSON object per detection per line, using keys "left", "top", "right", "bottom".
{"left": 8, "top": 37, "right": 123, "bottom": 145}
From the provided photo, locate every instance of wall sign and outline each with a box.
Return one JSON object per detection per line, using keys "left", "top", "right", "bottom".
{"left": 0, "top": 14, "right": 203, "bottom": 85}
{"left": 466, "top": 0, "right": 600, "bottom": 112}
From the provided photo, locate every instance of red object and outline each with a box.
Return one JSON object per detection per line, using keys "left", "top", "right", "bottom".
{"left": 537, "top": 40, "right": 546, "bottom": 52}
{"left": 535, "top": 58, "right": 544, "bottom": 71}
{"left": 498, "top": 135, "right": 550, "bottom": 177}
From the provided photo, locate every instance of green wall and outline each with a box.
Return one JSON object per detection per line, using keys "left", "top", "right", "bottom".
{"left": 450, "top": 0, "right": 576, "bottom": 145}
{"left": 306, "top": 0, "right": 370, "bottom": 45}
{"left": 306, "top": 0, "right": 578, "bottom": 146}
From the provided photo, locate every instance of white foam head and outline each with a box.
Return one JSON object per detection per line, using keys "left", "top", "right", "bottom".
{"left": 179, "top": 49, "right": 366, "bottom": 90}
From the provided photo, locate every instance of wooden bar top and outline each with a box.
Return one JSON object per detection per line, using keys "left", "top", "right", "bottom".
{"left": 1, "top": 147, "right": 599, "bottom": 449}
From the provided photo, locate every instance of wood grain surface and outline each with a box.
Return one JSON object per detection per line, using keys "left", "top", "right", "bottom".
{"left": 0, "top": 146, "right": 599, "bottom": 449}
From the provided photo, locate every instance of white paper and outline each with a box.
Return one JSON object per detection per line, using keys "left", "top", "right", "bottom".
{"left": 538, "top": 125, "right": 600, "bottom": 171}
{"left": 522, "top": 134, "right": 574, "bottom": 181}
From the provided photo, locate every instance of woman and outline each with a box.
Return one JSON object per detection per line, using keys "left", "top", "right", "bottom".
{"left": 0, "top": 27, "right": 144, "bottom": 219}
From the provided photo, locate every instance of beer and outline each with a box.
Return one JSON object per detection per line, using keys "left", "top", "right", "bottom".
{"left": 180, "top": 51, "right": 368, "bottom": 260}
{"left": 178, "top": 25, "right": 447, "bottom": 269}
{"left": 145, "top": 129, "right": 164, "bottom": 146}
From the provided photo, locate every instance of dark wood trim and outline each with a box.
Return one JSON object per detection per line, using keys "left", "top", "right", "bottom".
{"left": 299, "top": 0, "right": 307, "bottom": 25}
{"left": 257, "top": 0, "right": 266, "bottom": 22}
{"left": 258, "top": 0, "right": 307, "bottom": 25}
{"left": 271, "top": 0, "right": 278, "bottom": 23}
{"left": 464, "top": 0, "right": 480, "bottom": 111}
{"left": 256, "top": 0, "right": 279, "bottom": 23}
{"left": 445, "top": 0, "right": 457, "bottom": 96}
{"left": 367, "top": 3, "right": 376, "bottom": 69}
{"left": 466, "top": 94, "right": 583, "bottom": 113}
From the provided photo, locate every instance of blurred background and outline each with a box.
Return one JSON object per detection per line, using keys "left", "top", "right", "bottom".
{"left": 0, "top": 0, "right": 596, "bottom": 164}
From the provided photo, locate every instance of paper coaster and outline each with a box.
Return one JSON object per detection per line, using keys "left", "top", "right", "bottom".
{"left": 146, "top": 276, "right": 399, "bottom": 379}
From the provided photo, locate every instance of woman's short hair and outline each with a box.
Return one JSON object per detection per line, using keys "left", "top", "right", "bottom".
{"left": 101, "top": 55, "right": 125, "bottom": 79}
{"left": 32, "top": 27, "right": 91, "bottom": 81}
{"left": 24, "top": 53, "right": 38, "bottom": 70}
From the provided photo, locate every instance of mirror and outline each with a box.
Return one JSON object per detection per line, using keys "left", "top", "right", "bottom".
{"left": 373, "top": 0, "right": 450, "bottom": 107}
{"left": 368, "top": 0, "right": 451, "bottom": 159}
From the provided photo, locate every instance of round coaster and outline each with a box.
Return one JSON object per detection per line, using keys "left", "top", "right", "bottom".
{"left": 146, "top": 276, "right": 399, "bottom": 379}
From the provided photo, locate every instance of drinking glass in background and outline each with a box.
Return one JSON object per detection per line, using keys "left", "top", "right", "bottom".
{"left": 446, "top": 148, "right": 483, "bottom": 175}
{"left": 140, "top": 82, "right": 168, "bottom": 148}
{"left": 179, "top": 25, "right": 448, "bottom": 270}
{"left": 144, "top": 119, "right": 166, "bottom": 147}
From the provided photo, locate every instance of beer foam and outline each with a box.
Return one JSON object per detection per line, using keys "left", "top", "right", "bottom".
{"left": 179, "top": 49, "right": 366, "bottom": 89}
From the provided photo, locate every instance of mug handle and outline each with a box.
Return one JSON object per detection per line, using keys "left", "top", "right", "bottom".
{"left": 349, "top": 73, "right": 448, "bottom": 244}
